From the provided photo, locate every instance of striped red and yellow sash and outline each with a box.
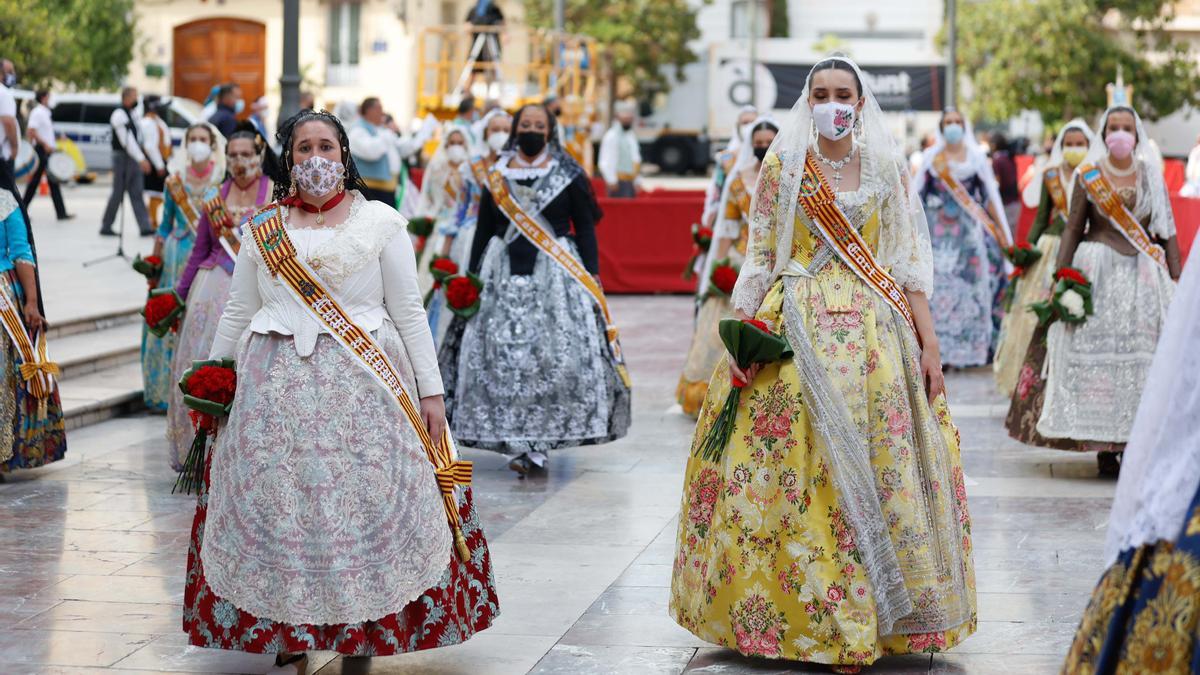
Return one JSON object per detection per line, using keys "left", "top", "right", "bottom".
{"left": 248, "top": 203, "right": 473, "bottom": 560}
{"left": 797, "top": 153, "right": 917, "bottom": 333}
{"left": 0, "top": 278, "right": 57, "bottom": 406}
{"left": 165, "top": 176, "right": 200, "bottom": 232}
{"left": 932, "top": 151, "right": 1012, "bottom": 249}
{"left": 1043, "top": 167, "right": 1068, "bottom": 220}
{"left": 202, "top": 192, "right": 240, "bottom": 257}
{"left": 485, "top": 169, "right": 631, "bottom": 387}
{"left": 1078, "top": 163, "right": 1169, "bottom": 271}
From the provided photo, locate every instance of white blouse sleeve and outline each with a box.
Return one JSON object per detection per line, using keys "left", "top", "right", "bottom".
{"left": 209, "top": 236, "right": 263, "bottom": 360}
{"left": 380, "top": 229, "right": 444, "bottom": 398}
{"left": 878, "top": 153, "right": 935, "bottom": 296}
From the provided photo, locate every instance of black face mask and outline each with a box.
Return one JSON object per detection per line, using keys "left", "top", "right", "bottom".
{"left": 516, "top": 131, "right": 547, "bottom": 156}
{"left": 753, "top": 146, "right": 768, "bottom": 162}
{"left": 620, "top": 121, "right": 633, "bottom": 131}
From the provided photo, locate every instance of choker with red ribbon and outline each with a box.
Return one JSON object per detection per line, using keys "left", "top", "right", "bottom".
{"left": 282, "top": 190, "right": 348, "bottom": 225}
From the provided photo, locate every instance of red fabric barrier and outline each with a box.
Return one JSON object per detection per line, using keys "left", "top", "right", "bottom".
{"left": 596, "top": 194, "right": 704, "bottom": 294}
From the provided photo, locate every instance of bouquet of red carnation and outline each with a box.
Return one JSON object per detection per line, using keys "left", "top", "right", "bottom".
{"left": 445, "top": 273, "right": 484, "bottom": 319}
{"left": 707, "top": 259, "right": 740, "bottom": 299}
{"left": 1005, "top": 241, "right": 1043, "bottom": 271}
{"left": 407, "top": 217, "right": 435, "bottom": 255}
{"left": 132, "top": 254, "right": 164, "bottom": 288}
{"left": 1030, "top": 266, "right": 1094, "bottom": 327}
{"left": 424, "top": 255, "right": 460, "bottom": 307}
{"left": 142, "top": 288, "right": 185, "bottom": 337}
{"left": 682, "top": 223, "right": 715, "bottom": 280}
{"left": 694, "top": 318, "right": 794, "bottom": 462}
{"left": 173, "top": 358, "right": 237, "bottom": 494}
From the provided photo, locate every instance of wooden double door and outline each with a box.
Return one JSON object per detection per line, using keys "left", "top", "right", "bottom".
{"left": 173, "top": 18, "right": 266, "bottom": 115}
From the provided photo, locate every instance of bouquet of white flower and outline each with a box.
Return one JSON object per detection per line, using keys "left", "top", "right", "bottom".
{"left": 1031, "top": 267, "right": 1094, "bottom": 327}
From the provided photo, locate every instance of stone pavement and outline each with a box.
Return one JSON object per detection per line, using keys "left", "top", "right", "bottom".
{"left": 0, "top": 180, "right": 1116, "bottom": 674}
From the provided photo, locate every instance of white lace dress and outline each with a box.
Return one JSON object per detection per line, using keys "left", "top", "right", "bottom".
{"left": 198, "top": 193, "right": 454, "bottom": 625}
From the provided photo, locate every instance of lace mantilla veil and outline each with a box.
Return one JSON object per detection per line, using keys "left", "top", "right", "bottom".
{"left": 1076, "top": 105, "right": 1175, "bottom": 240}
{"left": 1022, "top": 119, "right": 1095, "bottom": 209}
{"left": 730, "top": 56, "right": 972, "bottom": 636}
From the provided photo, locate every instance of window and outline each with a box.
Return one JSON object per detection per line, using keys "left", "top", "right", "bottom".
{"left": 81, "top": 104, "right": 117, "bottom": 126}
{"left": 51, "top": 102, "right": 83, "bottom": 124}
{"left": 730, "top": 0, "right": 769, "bottom": 39}
{"left": 328, "top": 1, "right": 362, "bottom": 86}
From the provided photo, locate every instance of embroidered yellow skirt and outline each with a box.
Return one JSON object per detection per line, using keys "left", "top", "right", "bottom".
{"left": 670, "top": 266, "right": 977, "bottom": 666}
{"left": 993, "top": 234, "right": 1060, "bottom": 396}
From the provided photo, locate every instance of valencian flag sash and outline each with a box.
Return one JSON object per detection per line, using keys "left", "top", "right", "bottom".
{"left": 484, "top": 167, "right": 632, "bottom": 387}
{"left": 0, "top": 279, "right": 58, "bottom": 416}
{"left": 932, "top": 151, "right": 1012, "bottom": 249}
{"left": 247, "top": 203, "right": 474, "bottom": 561}
{"left": 1077, "top": 164, "right": 1170, "bottom": 271}
{"left": 796, "top": 153, "right": 917, "bottom": 333}
{"left": 165, "top": 175, "right": 201, "bottom": 233}
{"left": 201, "top": 191, "right": 241, "bottom": 258}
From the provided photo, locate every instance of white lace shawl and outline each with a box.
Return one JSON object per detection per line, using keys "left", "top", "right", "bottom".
{"left": 1104, "top": 253, "right": 1200, "bottom": 564}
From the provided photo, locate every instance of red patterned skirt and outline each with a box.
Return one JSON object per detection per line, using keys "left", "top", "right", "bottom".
{"left": 182, "top": 449, "right": 499, "bottom": 655}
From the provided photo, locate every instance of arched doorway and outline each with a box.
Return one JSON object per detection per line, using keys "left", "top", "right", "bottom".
{"left": 173, "top": 18, "right": 266, "bottom": 115}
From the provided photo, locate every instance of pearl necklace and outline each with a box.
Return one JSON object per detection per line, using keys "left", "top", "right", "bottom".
{"left": 813, "top": 140, "right": 859, "bottom": 192}
{"left": 1102, "top": 156, "right": 1136, "bottom": 178}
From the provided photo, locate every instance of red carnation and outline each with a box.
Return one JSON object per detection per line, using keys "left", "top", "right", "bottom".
{"left": 186, "top": 365, "right": 237, "bottom": 405}
{"left": 710, "top": 263, "right": 739, "bottom": 296}
{"left": 143, "top": 292, "right": 181, "bottom": 335}
{"left": 694, "top": 226, "right": 714, "bottom": 247}
{"left": 145, "top": 255, "right": 163, "bottom": 266}
{"left": 1056, "top": 267, "right": 1089, "bottom": 286}
{"left": 744, "top": 319, "right": 770, "bottom": 333}
{"left": 446, "top": 276, "right": 481, "bottom": 310}
{"left": 431, "top": 257, "right": 459, "bottom": 276}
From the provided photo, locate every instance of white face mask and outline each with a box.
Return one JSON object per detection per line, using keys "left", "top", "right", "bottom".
{"left": 187, "top": 141, "right": 212, "bottom": 162}
{"left": 446, "top": 145, "right": 467, "bottom": 164}
{"left": 812, "top": 102, "right": 857, "bottom": 141}
{"left": 487, "top": 132, "right": 510, "bottom": 153}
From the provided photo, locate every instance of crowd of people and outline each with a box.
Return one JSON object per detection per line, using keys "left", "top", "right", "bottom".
{"left": 0, "top": 47, "right": 1196, "bottom": 672}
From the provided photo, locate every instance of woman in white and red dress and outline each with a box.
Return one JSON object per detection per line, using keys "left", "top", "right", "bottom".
{"left": 182, "top": 110, "right": 497, "bottom": 672}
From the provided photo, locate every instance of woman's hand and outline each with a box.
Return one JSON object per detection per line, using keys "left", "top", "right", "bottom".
{"left": 920, "top": 345, "right": 945, "bottom": 404}
{"left": 22, "top": 301, "right": 44, "bottom": 333}
{"left": 729, "top": 361, "right": 760, "bottom": 388}
{"left": 420, "top": 394, "right": 448, "bottom": 445}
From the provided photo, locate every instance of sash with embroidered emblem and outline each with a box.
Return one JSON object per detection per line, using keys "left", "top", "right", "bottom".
{"left": 797, "top": 153, "right": 917, "bottom": 333}
{"left": 932, "top": 151, "right": 1012, "bottom": 249}
{"left": 0, "top": 278, "right": 57, "bottom": 414}
{"left": 485, "top": 168, "right": 632, "bottom": 387}
{"left": 165, "top": 176, "right": 200, "bottom": 233}
{"left": 201, "top": 189, "right": 242, "bottom": 259}
{"left": 247, "top": 203, "right": 474, "bottom": 561}
{"left": 1043, "top": 167, "right": 1070, "bottom": 221}
{"left": 1078, "top": 164, "right": 1170, "bottom": 271}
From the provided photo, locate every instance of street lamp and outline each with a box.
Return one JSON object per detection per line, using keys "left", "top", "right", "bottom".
{"left": 279, "top": 0, "right": 301, "bottom": 127}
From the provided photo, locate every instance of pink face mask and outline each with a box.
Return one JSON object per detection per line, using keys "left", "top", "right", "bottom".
{"left": 1105, "top": 130, "right": 1136, "bottom": 160}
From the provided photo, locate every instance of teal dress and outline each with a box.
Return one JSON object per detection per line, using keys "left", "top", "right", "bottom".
{"left": 141, "top": 179, "right": 199, "bottom": 411}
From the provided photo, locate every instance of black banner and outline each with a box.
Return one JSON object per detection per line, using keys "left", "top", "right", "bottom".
{"left": 764, "top": 63, "right": 947, "bottom": 112}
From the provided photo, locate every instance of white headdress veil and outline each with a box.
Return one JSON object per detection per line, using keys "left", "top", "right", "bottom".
{"left": 417, "top": 124, "right": 469, "bottom": 218}
{"left": 472, "top": 108, "right": 512, "bottom": 158}
{"left": 1022, "top": 119, "right": 1094, "bottom": 209}
{"left": 726, "top": 104, "right": 760, "bottom": 153}
{"left": 913, "top": 109, "right": 1010, "bottom": 234}
{"left": 1077, "top": 105, "right": 1175, "bottom": 240}
{"left": 733, "top": 56, "right": 972, "bottom": 637}
{"left": 167, "top": 120, "right": 227, "bottom": 183}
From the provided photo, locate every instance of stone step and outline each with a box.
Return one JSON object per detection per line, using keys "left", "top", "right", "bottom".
{"left": 52, "top": 321, "right": 143, "bottom": 380}
{"left": 47, "top": 306, "right": 142, "bottom": 340}
{"left": 59, "top": 361, "right": 146, "bottom": 431}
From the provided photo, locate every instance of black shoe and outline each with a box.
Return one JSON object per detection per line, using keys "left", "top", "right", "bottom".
{"left": 139, "top": 229, "right": 155, "bottom": 237}
{"left": 1098, "top": 451, "right": 1121, "bottom": 478}
{"left": 57, "top": 214, "right": 75, "bottom": 221}
{"left": 99, "top": 229, "right": 118, "bottom": 237}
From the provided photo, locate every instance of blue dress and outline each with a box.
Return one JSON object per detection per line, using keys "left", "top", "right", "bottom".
{"left": 140, "top": 179, "right": 198, "bottom": 411}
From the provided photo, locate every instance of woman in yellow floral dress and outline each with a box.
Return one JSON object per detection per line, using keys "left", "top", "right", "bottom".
{"left": 669, "top": 57, "right": 976, "bottom": 672}
{"left": 677, "top": 117, "right": 778, "bottom": 416}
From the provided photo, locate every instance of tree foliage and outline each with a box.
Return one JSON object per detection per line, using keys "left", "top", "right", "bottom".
{"left": 0, "top": 0, "right": 136, "bottom": 90}
{"left": 768, "top": 0, "right": 790, "bottom": 38}
{"left": 956, "top": 0, "right": 1200, "bottom": 124}
{"left": 524, "top": 0, "right": 704, "bottom": 97}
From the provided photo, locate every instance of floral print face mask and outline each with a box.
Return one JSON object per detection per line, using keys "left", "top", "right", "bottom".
{"left": 290, "top": 156, "right": 345, "bottom": 198}
{"left": 229, "top": 155, "right": 261, "bottom": 179}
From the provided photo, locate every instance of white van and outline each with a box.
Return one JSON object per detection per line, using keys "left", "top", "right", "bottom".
{"left": 45, "top": 93, "right": 205, "bottom": 171}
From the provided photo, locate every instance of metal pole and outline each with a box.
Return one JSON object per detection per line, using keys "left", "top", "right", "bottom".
{"left": 554, "top": 0, "right": 565, "bottom": 32}
{"left": 279, "top": 0, "right": 301, "bottom": 128}
{"left": 946, "top": 0, "right": 956, "bottom": 108}
{"left": 749, "top": 0, "right": 759, "bottom": 104}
